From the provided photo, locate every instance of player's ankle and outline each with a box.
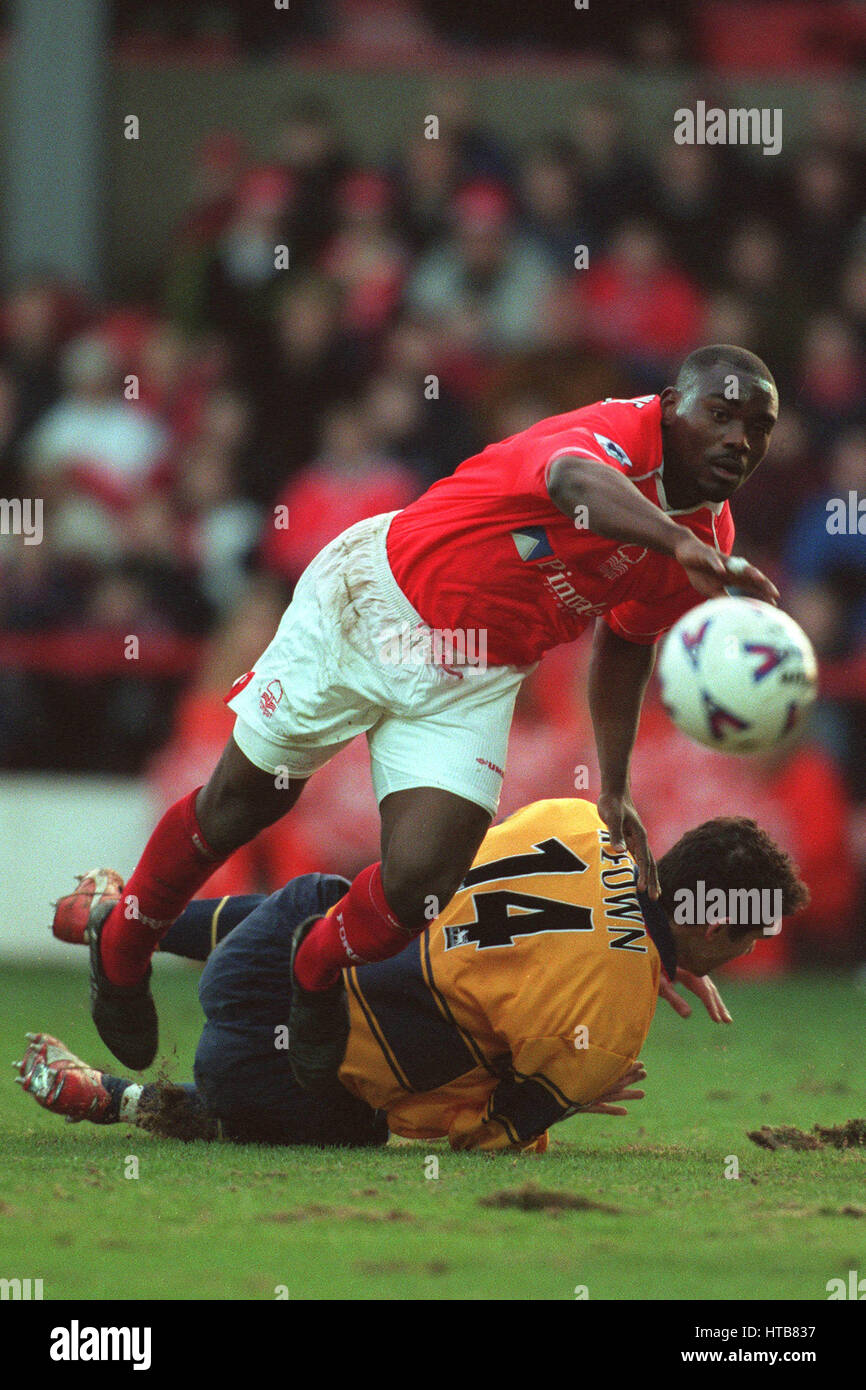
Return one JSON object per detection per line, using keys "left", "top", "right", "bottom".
{"left": 100, "top": 907, "right": 155, "bottom": 987}
{"left": 294, "top": 931, "right": 342, "bottom": 992}
{"left": 100, "top": 1074, "right": 142, "bottom": 1123}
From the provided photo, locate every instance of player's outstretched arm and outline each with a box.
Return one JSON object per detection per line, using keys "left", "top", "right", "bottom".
{"left": 588, "top": 621, "right": 660, "bottom": 898}
{"left": 548, "top": 454, "right": 694, "bottom": 554}
{"left": 547, "top": 456, "right": 779, "bottom": 603}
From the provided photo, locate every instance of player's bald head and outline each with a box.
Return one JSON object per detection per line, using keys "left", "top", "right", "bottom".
{"left": 675, "top": 345, "right": 776, "bottom": 406}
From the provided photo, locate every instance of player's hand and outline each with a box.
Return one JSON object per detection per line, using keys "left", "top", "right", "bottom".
{"left": 580, "top": 1062, "right": 647, "bottom": 1116}
{"left": 658, "top": 968, "right": 733, "bottom": 1024}
{"left": 674, "top": 534, "right": 779, "bottom": 606}
{"left": 596, "top": 792, "right": 660, "bottom": 899}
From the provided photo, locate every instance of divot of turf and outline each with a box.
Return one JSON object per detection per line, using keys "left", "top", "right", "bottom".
{"left": 478, "top": 1182, "right": 621, "bottom": 1214}
{"left": 814, "top": 1119, "right": 866, "bottom": 1149}
{"left": 748, "top": 1118, "right": 866, "bottom": 1152}
{"left": 748, "top": 1126, "right": 823, "bottom": 1151}
{"left": 136, "top": 1083, "right": 220, "bottom": 1141}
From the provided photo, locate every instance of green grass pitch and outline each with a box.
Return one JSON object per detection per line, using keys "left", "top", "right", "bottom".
{"left": 1, "top": 963, "right": 865, "bottom": 1301}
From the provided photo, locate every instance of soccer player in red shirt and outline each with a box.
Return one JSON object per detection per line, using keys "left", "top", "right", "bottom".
{"left": 55, "top": 343, "right": 780, "bottom": 1086}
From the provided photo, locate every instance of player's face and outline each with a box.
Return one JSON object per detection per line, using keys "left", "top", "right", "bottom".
{"left": 680, "top": 921, "right": 767, "bottom": 975}
{"left": 660, "top": 367, "right": 778, "bottom": 508}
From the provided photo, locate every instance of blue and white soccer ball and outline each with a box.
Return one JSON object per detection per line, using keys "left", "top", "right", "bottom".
{"left": 657, "top": 595, "right": 818, "bottom": 754}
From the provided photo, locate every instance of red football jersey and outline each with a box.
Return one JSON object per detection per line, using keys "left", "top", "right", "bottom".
{"left": 386, "top": 394, "right": 734, "bottom": 666}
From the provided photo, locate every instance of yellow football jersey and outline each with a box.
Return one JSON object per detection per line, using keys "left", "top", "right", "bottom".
{"left": 338, "top": 798, "right": 676, "bottom": 1151}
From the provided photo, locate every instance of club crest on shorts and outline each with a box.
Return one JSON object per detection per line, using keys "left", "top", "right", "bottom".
{"left": 259, "top": 679, "right": 284, "bottom": 718}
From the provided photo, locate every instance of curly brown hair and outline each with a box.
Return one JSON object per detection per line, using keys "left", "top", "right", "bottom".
{"left": 657, "top": 817, "right": 810, "bottom": 933}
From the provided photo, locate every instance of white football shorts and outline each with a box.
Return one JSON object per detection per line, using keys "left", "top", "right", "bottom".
{"left": 226, "top": 511, "right": 535, "bottom": 815}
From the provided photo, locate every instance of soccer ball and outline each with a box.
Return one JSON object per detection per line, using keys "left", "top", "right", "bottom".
{"left": 657, "top": 596, "right": 818, "bottom": 754}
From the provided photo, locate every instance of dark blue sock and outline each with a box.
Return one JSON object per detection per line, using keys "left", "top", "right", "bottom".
{"left": 98, "top": 1073, "right": 131, "bottom": 1123}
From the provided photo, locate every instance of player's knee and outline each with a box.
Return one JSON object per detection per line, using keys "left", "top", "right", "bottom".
{"left": 381, "top": 851, "right": 467, "bottom": 929}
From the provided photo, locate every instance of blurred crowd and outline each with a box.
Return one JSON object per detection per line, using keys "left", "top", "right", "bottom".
{"left": 1, "top": 84, "right": 864, "bottom": 967}
{"left": 105, "top": 1, "right": 866, "bottom": 74}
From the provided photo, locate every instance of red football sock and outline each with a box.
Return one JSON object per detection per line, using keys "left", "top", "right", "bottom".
{"left": 294, "top": 862, "right": 415, "bottom": 990}
{"left": 101, "top": 787, "right": 226, "bottom": 986}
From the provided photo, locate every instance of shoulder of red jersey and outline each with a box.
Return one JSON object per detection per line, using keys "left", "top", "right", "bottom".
{"left": 508, "top": 395, "right": 662, "bottom": 501}
{"left": 534, "top": 394, "right": 661, "bottom": 476}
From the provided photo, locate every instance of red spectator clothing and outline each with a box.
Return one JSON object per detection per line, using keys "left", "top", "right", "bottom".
{"left": 194, "top": 816, "right": 321, "bottom": 902}
{"left": 495, "top": 708, "right": 597, "bottom": 824}
{"left": 630, "top": 697, "right": 858, "bottom": 977}
{"left": 261, "top": 459, "right": 420, "bottom": 583}
{"left": 319, "top": 230, "right": 406, "bottom": 335}
{"left": 754, "top": 745, "right": 859, "bottom": 957}
{"left": 581, "top": 261, "right": 705, "bottom": 360}
{"left": 698, "top": 2, "right": 866, "bottom": 74}
{"left": 799, "top": 357, "right": 866, "bottom": 414}
{"left": 386, "top": 395, "right": 733, "bottom": 666}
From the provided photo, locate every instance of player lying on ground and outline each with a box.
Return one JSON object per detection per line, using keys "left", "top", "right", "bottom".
{"left": 24, "top": 799, "right": 808, "bottom": 1151}
{"left": 52, "top": 342, "right": 781, "bottom": 1087}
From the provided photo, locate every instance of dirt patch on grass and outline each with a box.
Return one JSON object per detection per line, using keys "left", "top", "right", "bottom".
{"left": 478, "top": 1182, "right": 620, "bottom": 1214}
{"left": 795, "top": 1072, "right": 850, "bottom": 1096}
{"left": 814, "top": 1119, "right": 866, "bottom": 1149}
{"left": 621, "top": 1142, "right": 692, "bottom": 1159}
{"left": 748, "top": 1125, "right": 823, "bottom": 1151}
{"left": 263, "top": 1205, "right": 413, "bottom": 1224}
{"left": 353, "top": 1259, "right": 410, "bottom": 1274}
{"left": 748, "top": 1118, "right": 866, "bottom": 1152}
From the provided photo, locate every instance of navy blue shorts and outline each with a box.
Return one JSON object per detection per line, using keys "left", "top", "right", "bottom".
{"left": 194, "top": 872, "right": 388, "bottom": 1147}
